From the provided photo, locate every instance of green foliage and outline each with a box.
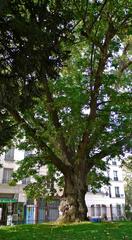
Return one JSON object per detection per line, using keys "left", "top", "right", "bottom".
{"left": 0, "top": 110, "right": 17, "bottom": 153}
{"left": 123, "top": 156, "right": 132, "bottom": 170}
{"left": 24, "top": 175, "right": 56, "bottom": 200}
{"left": 125, "top": 209, "right": 132, "bottom": 220}
{"left": 87, "top": 170, "right": 109, "bottom": 193}
{"left": 124, "top": 157, "right": 132, "bottom": 210}
{"left": 11, "top": 155, "right": 63, "bottom": 199}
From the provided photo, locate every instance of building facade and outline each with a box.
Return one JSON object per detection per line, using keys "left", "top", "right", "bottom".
{"left": 0, "top": 148, "right": 27, "bottom": 224}
{"left": 0, "top": 148, "right": 125, "bottom": 224}
{"left": 85, "top": 158, "right": 125, "bottom": 220}
{"left": 0, "top": 148, "right": 59, "bottom": 224}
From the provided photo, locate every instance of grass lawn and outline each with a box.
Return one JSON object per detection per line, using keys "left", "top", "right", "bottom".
{"left": 0, "top": 221, "right": 132, "bottom": 240}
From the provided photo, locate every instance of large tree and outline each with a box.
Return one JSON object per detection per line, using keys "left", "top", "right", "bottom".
{"left": 0, "top": 0, "right": 131, "bottom": 221}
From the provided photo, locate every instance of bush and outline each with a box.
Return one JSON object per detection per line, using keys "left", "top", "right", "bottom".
{"left": 125, "top": 210, "right": 132, "bottom": 220}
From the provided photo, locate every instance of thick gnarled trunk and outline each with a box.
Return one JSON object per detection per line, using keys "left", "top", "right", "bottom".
{"left": 58, "top": 171, "right": 88, "bottom": 222}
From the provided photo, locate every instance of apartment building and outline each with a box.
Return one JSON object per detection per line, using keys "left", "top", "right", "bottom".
{"left": 0, "top": 148, "right": 59, "bottom": 224}
{"left": 85, "top": 158, "right": 125, "bottom": 220}
{"left": 0, "top": 149, "right": 125, "bottom": 224}
{"left": 0, "top": 149, "right": 27, "bottom": 224}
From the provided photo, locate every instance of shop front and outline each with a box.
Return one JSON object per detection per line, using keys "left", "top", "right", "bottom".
{"left": 0, "top": 195, "right": 17, "bottom": 225}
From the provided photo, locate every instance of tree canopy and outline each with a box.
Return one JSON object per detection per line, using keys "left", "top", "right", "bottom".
{"left": 0, "top": 0, "right": 131, "bottom": 221}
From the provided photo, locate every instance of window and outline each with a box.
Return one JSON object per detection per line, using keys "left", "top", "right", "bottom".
{"left": 3, "top": 168, "right": 13, "bottom": 183}
{"left": 22, "top": 178, "right": 30, "bottom": 185}
{"left": 112, "top": 160, "right": 117, "bottom": 165}
{"left": 5, "top": 149, "right": 14, "bottom": 161}
{"left": 109, "top": 187, "right": 111, "bottom": 197}
{"left": 116, "top": 205, "right": 121, "bottom": 217}
{"left": 102, "top": 205, "right": 107, "bottom": 218}
{"left": 96, "top": 205, "right": 101, "bottom": 216}
{"left": 91, "top": 205, "right": 95, "bottom": 217}
{"left": 88, "top": 186, "right": 91, "bottom": 192}
{"left": 115, "top": 187, "right": 120, "bottom": 197}
{"left": 113, "top": 171, "right": 118, "bottom": 181}
{"left": 48, "top": 200, "right": 60, "bottom": 208}
{"left": 24, "top": 151, "right": 33, "bottom": 158}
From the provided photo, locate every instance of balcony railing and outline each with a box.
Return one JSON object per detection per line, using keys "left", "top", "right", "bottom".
{"left": 1, "top": 178, "right": 11, "bottom": 184}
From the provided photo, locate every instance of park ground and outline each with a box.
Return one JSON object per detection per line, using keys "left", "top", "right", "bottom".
{"left": 0, "top": 221, "right": 132, "bottom": 240}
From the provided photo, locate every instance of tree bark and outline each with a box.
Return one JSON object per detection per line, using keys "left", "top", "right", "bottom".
{"left": 58, "top": 170, "right": 88, "bottom": 222}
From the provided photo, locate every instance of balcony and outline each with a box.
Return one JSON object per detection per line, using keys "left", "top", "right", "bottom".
{"left": 1, "top": 178, "right": 10, "bottom": 184}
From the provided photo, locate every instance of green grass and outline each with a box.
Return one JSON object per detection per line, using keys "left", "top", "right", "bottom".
{"left": 0, "top": 221, "right": 132, "bottom": 240}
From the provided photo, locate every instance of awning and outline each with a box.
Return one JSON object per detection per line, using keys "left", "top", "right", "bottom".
{"left": 0, "top": 198, "right": 17, "bottom": 203}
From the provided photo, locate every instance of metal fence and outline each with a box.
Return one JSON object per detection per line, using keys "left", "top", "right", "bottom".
{"left": 87, "top": 206, "right": 127, "bottom": 221}
{"left": 0, "top": 200, "right": 60, "bottom": 225}
{"left": 0, "top": 204, "right": 130, "bottom": 226}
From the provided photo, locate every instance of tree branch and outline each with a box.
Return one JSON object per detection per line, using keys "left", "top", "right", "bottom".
{"left": 76, "top": 22, "right": 116, "bottom": 162}
{"left": 83, "top": 0, "right": 108, "bottom": 36}
{"left": 117, "top": 41, "right": 132, "bottom": 76}
{"left": 6, "top": 107, "right": 71, "bottom": 174}
{"left": 42, "top": 76, "right": 73, "bottom": 163}
{"left": 119, "top": 61, "right": 132, "bottom": 75}
{"left": 93, "top": 0, "right": 108, "bottom": 27}
{"left": 89, "top": 137, "right": 130, "bottom": 164}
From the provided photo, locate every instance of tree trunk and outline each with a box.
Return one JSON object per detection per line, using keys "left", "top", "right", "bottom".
{"left": 58, "top": 170, "right": 88, "bottom": 222}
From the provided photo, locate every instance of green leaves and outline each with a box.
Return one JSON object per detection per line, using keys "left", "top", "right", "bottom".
{"left": 87, "top": 167, "right": 110, "bottom": 193}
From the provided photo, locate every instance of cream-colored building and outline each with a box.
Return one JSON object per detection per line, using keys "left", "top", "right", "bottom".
{"left": 0, "top": 149, "right": 27, "bottom": 224}
{"left": 0, "top": 148, "right": 27, "bottom": 202}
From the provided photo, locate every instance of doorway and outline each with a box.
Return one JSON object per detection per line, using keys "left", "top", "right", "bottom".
{"left": 0, "top": 203, "right": 8, "bottom": 225}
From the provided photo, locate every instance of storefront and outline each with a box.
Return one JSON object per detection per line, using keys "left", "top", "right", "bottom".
{"left": 0, "top": 197, "right": 17, "bottom": 225}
